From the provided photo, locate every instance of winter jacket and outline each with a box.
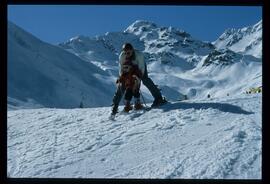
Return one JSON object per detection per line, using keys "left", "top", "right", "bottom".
{"left": 119, "top": 50, "right": 145, "bottom": 76}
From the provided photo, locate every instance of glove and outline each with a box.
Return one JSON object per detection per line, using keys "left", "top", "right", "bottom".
{"left": 116, "top": 76, "right": 122, "bottom": 84}
{"left": 116, "top": 74, "right": 127, "bottom": 85}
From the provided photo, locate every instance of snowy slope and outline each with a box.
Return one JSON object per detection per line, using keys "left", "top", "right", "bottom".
{"left": 213, "top": 20, "right": 262, "bottom": 58}
{"left": 8, "top": 21, "right": 116, "bottom": 109}
{"left": 7, "top": 93, "right": 261, "bottom": 179}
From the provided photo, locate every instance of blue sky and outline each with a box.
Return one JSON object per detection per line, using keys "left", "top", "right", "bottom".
{"left": 8, "top": 5, "right": 262, "bottom": 44}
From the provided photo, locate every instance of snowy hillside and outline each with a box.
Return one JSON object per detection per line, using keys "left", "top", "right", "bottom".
{"left": 7, "top": 93, "right": 261, "bottom": 179}
{"left": 8, "top": 21, "right": 117, "bottom": 109}
{"left": 213, "top": 20, "right": 262, "bottom": 58}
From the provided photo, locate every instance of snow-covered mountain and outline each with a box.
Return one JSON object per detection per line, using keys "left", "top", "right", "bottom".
{"left": 60, "top": 20, "right": 215, "bottom": 69}
{"left": 8, "top": 21, "right": 117, "bottom": 109}
{"left": 8, "top": 20, "right": 262, "bottom": 108}
{"left": 213, "top": 20, "right": 262, "bottom": 58}
{"left": 59, "top": 20, "right": 262, "bottom": 101}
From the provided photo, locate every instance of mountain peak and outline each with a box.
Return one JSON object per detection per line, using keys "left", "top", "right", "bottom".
{"left": 69, "top": 35, "right": 91, "bottom": 43}
{"left": 213, "top": 19, "right": 262, "bottom": 58}
{"left": 124, "top": 20, "right": 158, "bottom": 34}
{"left": 252, "top": 19, "right": 262, "bottom": 32}
{"left": 129, "top": 20, "right": 158, "bottom": 29}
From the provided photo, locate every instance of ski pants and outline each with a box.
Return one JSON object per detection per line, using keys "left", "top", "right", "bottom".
{"left": 124, "top": 88, "right": 140, "bottom": 101}
{"left": 112, "top": 64, "right": 162, "bottom": 106}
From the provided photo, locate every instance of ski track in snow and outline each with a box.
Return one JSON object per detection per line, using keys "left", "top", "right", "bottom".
{"left": 7, "top": 94, "right": 261, "bottom": 179}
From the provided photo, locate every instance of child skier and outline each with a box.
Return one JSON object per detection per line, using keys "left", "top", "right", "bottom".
{"left": 116, "top": 51, "right": 144, "bottom": 112}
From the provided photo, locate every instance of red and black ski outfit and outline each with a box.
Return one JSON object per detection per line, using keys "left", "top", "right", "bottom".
{"left": 117, "top": 56, "right": 142, "bottom": 102}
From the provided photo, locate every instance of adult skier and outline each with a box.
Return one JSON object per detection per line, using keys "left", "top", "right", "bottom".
{"left": 111, "top": 43, "right": 167, "bottom": 115}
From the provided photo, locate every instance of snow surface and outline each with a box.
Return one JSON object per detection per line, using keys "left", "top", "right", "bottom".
{"left": 8, "top": 93, "right": 261, "bottom": 179}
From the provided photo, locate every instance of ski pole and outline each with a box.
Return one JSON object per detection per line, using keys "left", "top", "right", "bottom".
{"left": 139, "top": 89, "right": 148, "bottom": 108}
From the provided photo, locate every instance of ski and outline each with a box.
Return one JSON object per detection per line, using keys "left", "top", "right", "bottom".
{"left": 108, "top": 99, "right": 168, "bottom": 120}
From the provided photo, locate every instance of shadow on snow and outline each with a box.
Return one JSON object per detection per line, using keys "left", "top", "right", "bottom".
{"left": 158, "top": 101, "right": 254, "bottom": 115}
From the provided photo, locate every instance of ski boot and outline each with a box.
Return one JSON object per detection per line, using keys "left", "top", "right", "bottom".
{"left": 109, "top": 104, "right": 119, "bottom": 120}
{"left": 111, "top": 104, "right": 118, "bottom": 116}
{"left": 124, "top": 101, "right": 133, "bottom": 112}
{"left": 151, "top": 96, "right": 167, "bottom": 108}
{"left": 134, "top": 98, "right": 144, "bottom": 110}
